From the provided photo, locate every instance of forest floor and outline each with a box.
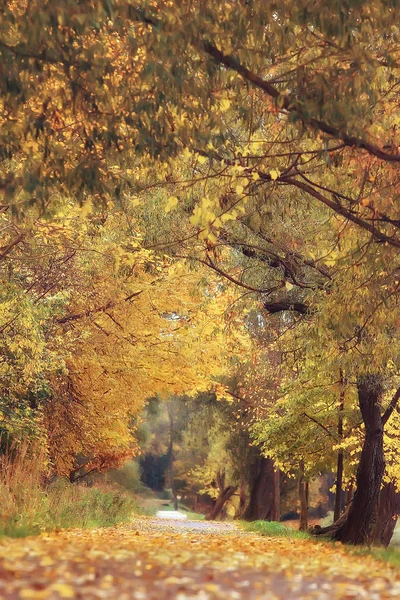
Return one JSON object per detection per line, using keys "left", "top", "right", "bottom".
{"left": 0, "top": 517, "right": 400, "bottom": 599}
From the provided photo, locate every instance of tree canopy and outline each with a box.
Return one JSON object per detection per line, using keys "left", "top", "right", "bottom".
{"left": 2, "top": 0, "right": 400, "bottom": 545}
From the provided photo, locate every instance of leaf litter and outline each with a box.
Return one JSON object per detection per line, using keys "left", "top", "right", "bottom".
{"left": 0, "top": 517, "right": 399, "bottom": 599}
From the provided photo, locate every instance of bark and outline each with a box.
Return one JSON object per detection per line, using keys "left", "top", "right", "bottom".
{"left": 313, "top": 376, "right": 386, "bottom": 544}
{"left": 334, "top": 376, "right": 385, "bottom": 544}
{"left": 207, "top": 485, "right": 238, "bottom": 520}
{"left": 272, "top": 468, "right": 280, "bottom": 522}
{"left": 243, "top": 456, "right": 275, "bottom": 521}
{"left": 373, "top": 482, "right": 400, "bottom": 547}
{"left": 312, "top": 501, "right": 352, "bottom": 537}
{"left": 333, "top": 450, "right": 344, "bottom": 522}
{"left": 334, "top": 381, "right": 345, "bottom": 522}
{"left": 237, "top": 480, "right": 247, "bottom": 518}
{"left": 299, "top": 465, "right": 309, "bottom": 531}
{"left": 167, "top": 406, "right": 178, "bottom": 511}
{"left": 345, "top": 485, "right": 354, "bottom": 507}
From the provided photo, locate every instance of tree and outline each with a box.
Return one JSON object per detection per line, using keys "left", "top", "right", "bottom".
{"left": 3, "top": 0, "right": 400, "bottom": 543}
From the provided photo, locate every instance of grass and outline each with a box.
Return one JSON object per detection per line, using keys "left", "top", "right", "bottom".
{"left": 243, "top": 520, "right": 311, "bottom": 540}
{"left": 244, "top": 520, "right": 400, "bottom": 568}
{"left": 0, "top": 442, "right": 140, "bottom": 537}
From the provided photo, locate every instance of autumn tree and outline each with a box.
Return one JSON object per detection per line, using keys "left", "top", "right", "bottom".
{"left": 4, "top": 0, "right": 400, "bottom": 544}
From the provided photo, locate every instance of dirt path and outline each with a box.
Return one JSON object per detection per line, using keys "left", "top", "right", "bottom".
{"left": 0, "top": 517, "right": 399, "bottom": 599}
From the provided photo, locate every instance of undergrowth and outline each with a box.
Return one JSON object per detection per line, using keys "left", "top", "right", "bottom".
{"left": 243, "top": 520, "right": 311, "bottom": 540}
{"left": 0, "top": 442, "right": 139, "bottom": 537}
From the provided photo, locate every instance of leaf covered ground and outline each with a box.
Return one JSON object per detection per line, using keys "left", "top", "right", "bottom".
{"left": 1, "top": 517, "right": 400, "bottom": 599}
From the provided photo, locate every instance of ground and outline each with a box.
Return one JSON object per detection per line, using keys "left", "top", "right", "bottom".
{"left": 1, "top": 517, "right": 400, "bottom": 599}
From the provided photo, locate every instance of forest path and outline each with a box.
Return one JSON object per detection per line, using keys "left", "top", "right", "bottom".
{"left": 0, "top": 516, "right": 399, "bottom": 599}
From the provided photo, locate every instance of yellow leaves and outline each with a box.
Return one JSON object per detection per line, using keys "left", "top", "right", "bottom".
{"left": 50, "top": 584, "right": 75, "bottom": 598}
{"left": 79, "top": 199, "right": 93, "bottom": 218}
{"left": 219, "top": 98, "right": 231, "bottom": 112}
{"left": 130, "top": 196, "right": 141, "bottom": 208}
{"left": 4, "top": 517, "right": 400, "bottom": 598}
{"left": 235, "top": 184, "right": 244, "bottom": 195}
{"left": 19, "top": 584, "right": 74, "bottom": 599}
{"left": 269, "top": 169, "right": 281, "bottom": 181}
{"left": 197, "top": 155, "right": 207, "bottom": 165}
{"left": 165, "top": 196, "right": 179, "bottom": 213}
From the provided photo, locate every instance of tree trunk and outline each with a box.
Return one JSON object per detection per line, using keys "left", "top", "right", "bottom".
{"left": 334, "top": 451, "right": 344, "bottom": 522}
{"left": 334, "top": 375, "right": 345, "bottom": 522}
{"left": 207, "top": 485, "right": 237, "bottom": 520}
{"left": 373, "top": 482, "right": 400, "bottom": 547}
{"left": 243, "top": 456, "right": 275, "bottom": 521}
{"left": 328, "top": 376, "right": 385, "bottom": 544}
{"left": 167, "top": 405, "right": 178, "bottom": 511}
{"left": 237, "top": 480, "right": 247, "bottom": 518}
{"left": 299, "top": 465, "right": 308, "bottom": 531}
{"left": 272, "top": 468, "right": 280, "bottom": 522}
{"left": 345, "top": 485, "right": 354, "bottom": 507}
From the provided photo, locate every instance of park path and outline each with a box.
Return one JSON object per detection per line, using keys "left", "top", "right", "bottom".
{"left": 0, "top": 516, "right": 399, "bottom": 599}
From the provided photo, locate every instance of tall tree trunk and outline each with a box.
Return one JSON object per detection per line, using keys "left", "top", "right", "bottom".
{"left": 334, "top": 451, "right": 344, "bottom": 522}
{"left": 272, "top": 468, "right": 280, "bottom": 521}
{"left": 373, "top": 482, "right": 400, "bottom": 547}
{"left": 167, "top": 405, "right": 178, "bottom": 511}
{"left": 237, "top": 480, "right": 247, "bottom": 518}
{"left": 333, "top": 376, "right": 385, "bottom": 544}
{"left": 334, "top": 372, "right": 345, "bottom": 522}
{"left": 345, "top": 485, "right": 354, "bottom": 507}
{"left": 299, "top": 464, "right": 308, "bottom": 531}
{"left": 207, "top": 485, "right": 238, "bottom": 520}
{"left": 243, "top": 456, "right": 275, "bottom": 521}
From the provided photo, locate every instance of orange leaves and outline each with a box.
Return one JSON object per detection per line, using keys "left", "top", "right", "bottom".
{"left": 1, "top": 517, "right": 400, "bottom": 598}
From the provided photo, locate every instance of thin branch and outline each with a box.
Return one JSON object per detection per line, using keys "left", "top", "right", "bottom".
{"left": 201, "top": 42, "right": 400, "bottom": 163}
{"left": 382, "top": 386, "right": 400, "bottom": 425}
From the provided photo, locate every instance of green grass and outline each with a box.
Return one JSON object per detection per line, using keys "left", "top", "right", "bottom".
{"left": 0, "top": 442, "right": 141, "bottom": 538}
{"left": 244, "top": 520, "right": 400, "bottom": 567}
{"left": 0, "top": 480, "right": 140, "bottom": 538}
{"left": 341, "top": 544, "right": 400, "bottom": 568}
{"left": 243, "top": 520, "right": 311, "bottom": 540}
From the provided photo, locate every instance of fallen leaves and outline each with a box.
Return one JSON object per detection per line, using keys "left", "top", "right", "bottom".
{"left": 0, "top": 518, "right": 399, "bottom": 599}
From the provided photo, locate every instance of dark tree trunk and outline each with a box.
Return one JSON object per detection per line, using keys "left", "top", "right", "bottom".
{"left": 373, "top": 482, "right": 400, "bottom": 547}
{"left": 345, "top": 485, "right": 354, "bottom": 507}
{"left": 237, "top": 480, "right": 247, "bottom": 518}
{"left": 334, "top": 451, "right": 344, "bottom": 522}
{"left": 207, "top": 485, "right": 237, "bottom": 520}
{"left": 299, "top": 465, "right": 309, "bottom": 531}
{"left": 334, "top": 376, "right": 385, "bottom": 544}
{"left": 167, "top": 406, "right": 178, "bottom": 511}
{"left": 243, "top": 456, "right": 275, "bottom": 521}
{"left": 312, "top": 501, "right": 352, "bottom": 537}
{"left": 272, "top": 468, "right": 280, "bottom": 522}
{"left": 314, "top": 376, "right": 386, "bottom": 544}
{"left": 334, "top": 376, "right": 345, "bottom": 522}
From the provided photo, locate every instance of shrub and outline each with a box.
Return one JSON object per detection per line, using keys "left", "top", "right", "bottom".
{"left": 0, "top": 442, "right": 138, "bottom": 537}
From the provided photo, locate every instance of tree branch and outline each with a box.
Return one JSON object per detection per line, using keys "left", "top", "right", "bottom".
{"left": 382, "top": 386, "right": 400, "bottom": 426}
{"left": 263, "top": 301, "right": 309, "bottom": 314}
{"left": 57, "top": 290, "right": 143, "bottom": 324}
{"left": 201, "top": 42, "right": 400, "bottom": 163}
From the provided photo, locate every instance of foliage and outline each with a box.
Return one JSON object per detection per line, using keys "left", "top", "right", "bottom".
{"left": 0, "top": 199, "right": 248, "bottom": 478}
{"left": 0, "top": 442, "right": 139, "bottom": 537}
{"left": 3, "top": 0, "right": 400, "bottom": 544}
